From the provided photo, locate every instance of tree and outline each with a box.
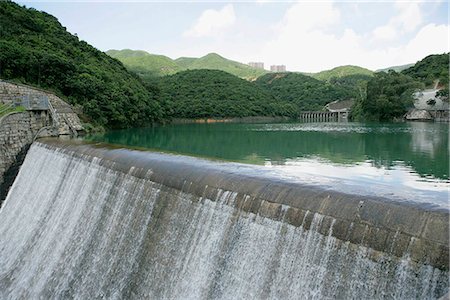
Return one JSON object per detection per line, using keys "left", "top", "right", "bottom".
{"left": 355, "top": 71, "right": 424, "bottom": 121}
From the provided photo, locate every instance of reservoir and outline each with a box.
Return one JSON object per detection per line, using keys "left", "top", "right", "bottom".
{"left": 88, "top": 121, "right": 449, "bottom": 208}
{"left": 1, "top": 122, "right": 448, "bottom": 299}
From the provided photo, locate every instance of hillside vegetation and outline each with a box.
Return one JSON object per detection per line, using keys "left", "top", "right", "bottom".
{"left": 329, "top": 74, "right": 373, "bottom": 98}
{"left": 0, "top": 103, "right": 25, "bottom": 117}
{"left": 106, "top": 49, "right": 181, "bottom": 78}
{"left": 352, "top": 71, "right": 424, "bottom": 121}
{"left": 108, "top": 50, "right": 268, "bottom": 80}
{"left": 401, "top": 53, "right": 449, "bottom": 88}
{"left": 174, "top": 57, "right": 197, "bottom": 69}
{"left": 0, "top": 2, "right": 161, "bottom": 128}
{"left": 156, "top": 69, "right": 295, "bottom": 119}
{"left": 376, "top": 63, "right": 414, "bottom": 73}
{"left": 352, "top": 54, "right": 449, "bottom": 121}
{"left": 311, "top": 65, "right": 373, "bottom": 82}
{"left": 255, "top": 73, "right": 356, "bottom": 111}
{"left": 178, "top": 53, "right": 267, "bottom": 80}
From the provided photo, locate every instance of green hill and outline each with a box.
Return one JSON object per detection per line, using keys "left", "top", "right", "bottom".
{"left": 156, "top": 69, "right": 295, "bottom": 119}
{"left": 179, "top": 53, "right": 268, "bottom": 80}
{"left": 312, "top": 65, "right": 374, "bottom": 82}
{"left": 174, "top": 56, "right": 197, "bottom": 69}
{"left": 256, "top": 72, "right": 356, "bottom": 111}
{"left": 401, "top": 53, "right": 449, "bottom": 88}
{"left": 376, "top": 63, "right": 414, "bottom": 73}
{"left": 328, "top": 74, "right": 373, "bottom": 88}
{"left": 107, "top": 50, "right": 268, "bottom": 80}
{"left": 351, "top": 54, "right": 449, "bottom": 122}
{"left": 0, "top": 2, "right": 161, "bottom": 128}
{"left": 106, "top": 49, "right": 181, "bottom": 78}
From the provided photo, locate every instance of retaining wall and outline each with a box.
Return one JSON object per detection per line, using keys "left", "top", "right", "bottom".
{"left": 0, "top": 111, "right": 51, "bottom": 202}
{"left": 0, "top": 80, "right": 83, "bottom": 203}
{"left": 0, "top": 80, "right": 83, "bottom": 135}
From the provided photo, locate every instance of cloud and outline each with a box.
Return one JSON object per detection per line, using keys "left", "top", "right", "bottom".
{"left": 277, "top": 1, "right": 340, "bottom": 33}
{"left": 394, "top": 1, "right": 422, "bottom": 33}
{"left": 172, "top": 1, "right": 447, "bottom": 72}
{"left": 399, "top": 23, "right": 449, "bottom": 63}
{"left": 255, "top": 0, "right": 271, "bottom": 4}
{"left": 256, "top": 1, "right": 448, "bottom": 72}
{"left": 259, "top": 2, "right": 353, "bottom": 71}
{"left": 184, "top": 4, "right": 236, "bottom": 38}
{"left": 372, "top": 25, "right": 398, "bottom": 42}
{"left": 371, "top": 2, "right": 423, "bottom": 43}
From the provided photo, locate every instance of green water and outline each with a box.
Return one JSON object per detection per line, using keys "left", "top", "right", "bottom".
{"left": 87, "top": 121, "right": 449, "bottom": 205}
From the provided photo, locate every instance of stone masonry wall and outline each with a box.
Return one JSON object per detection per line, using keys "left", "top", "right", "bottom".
{"left": 0, "top": 80, "right": 83, "bottom": 203}
{"left": 0, "top": 111, "right": 51, "bottom": 203}
{"left": 0, "top": 80, "right": 83, "bottom": 135}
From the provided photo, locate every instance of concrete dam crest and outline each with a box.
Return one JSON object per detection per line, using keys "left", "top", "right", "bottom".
{"left": 0, "top": 139, "right": 448, "bottom": 299}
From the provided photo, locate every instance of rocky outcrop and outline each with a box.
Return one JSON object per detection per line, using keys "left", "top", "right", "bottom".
{"left": 405, "top": 109, "right": 433, "bottom": 121}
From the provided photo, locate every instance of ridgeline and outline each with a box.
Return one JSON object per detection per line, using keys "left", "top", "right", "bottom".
{"left": 105, "top": 49, "right": 182, "bottom": 79}
{"left": 107, "top": 50, "right": 268, "bottom": 80}
{"left": 376, "top": 63, "right": 414, "bottom": 73}
{"left": 311, "top": 65, "right": 373, "bottom": 82}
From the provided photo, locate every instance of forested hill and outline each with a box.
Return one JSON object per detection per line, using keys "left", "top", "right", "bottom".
{"left": 311, "top": 65, "right": 373, "bottom": 82}
{"left": 352, "top": 53, "right": 449, "bottom": 122}
{"left": 255, "top": 73, "right": 357, "bottom": 111}
{"left": 155, "top": 70, "right": 295, "bottom": 119}
{"left": 107, "top": 50, "right": 268, "bottom": 80}
{"left": 176, "top": 53, "right": 268, "bottom": 80}
{"left": 0, "top": 2, "right": 161, "bottom": 128}
{"left": 401, "top": 53, "right": 449, "bottom": 88}
{"left": 105, "top": 49, "right": 181, "bottom": 78}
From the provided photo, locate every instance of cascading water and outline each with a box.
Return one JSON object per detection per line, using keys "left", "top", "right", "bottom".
{"left": 0, "top": 141, "right": 448, "bottom": 299}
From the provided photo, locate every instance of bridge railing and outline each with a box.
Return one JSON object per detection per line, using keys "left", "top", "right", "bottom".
{"left": 47, "top": 98, "right": 59, "bottom": 126}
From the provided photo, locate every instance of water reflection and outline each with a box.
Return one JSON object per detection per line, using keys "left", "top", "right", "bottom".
{"left": 265, "top": 158, "right": 448, "bottom": 206}
{"left": 410, "top": 122, "right": 445, "bottom": 158}
{"left": 88, "top": 122, "right": 449, "bottom": 181}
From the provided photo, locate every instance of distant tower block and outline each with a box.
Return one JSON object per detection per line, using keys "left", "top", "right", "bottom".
{"left": 248, "top": 62, "right": 265, "bottom": 69}
{"left": 270, "top": 65, "right": 286, "bottom": 72}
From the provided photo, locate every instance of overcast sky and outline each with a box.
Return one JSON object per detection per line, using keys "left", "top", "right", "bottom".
{"left": 19, "top": 0, "right": 449, "bottom": 72}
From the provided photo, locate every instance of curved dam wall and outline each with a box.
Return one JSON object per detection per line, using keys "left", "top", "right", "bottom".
{"left": 0, "top": 140, "right": 448, "bottom": 299}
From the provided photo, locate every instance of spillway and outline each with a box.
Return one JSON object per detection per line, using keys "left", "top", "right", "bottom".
{"left": 0, "top": 139, "right": 448, "bottom": 299}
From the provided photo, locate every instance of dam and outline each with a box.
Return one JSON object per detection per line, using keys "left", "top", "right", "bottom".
{"left": 0, "top": 139, "right": 448, "bottom": 299}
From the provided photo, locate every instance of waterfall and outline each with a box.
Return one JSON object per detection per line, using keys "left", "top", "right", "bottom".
{"left": 0, "top": 142, "right": 448, "bottom": 299}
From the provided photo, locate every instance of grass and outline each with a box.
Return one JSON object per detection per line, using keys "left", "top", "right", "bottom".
{"left": 0, "top": 103, "right": 26, "bottom": 118}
